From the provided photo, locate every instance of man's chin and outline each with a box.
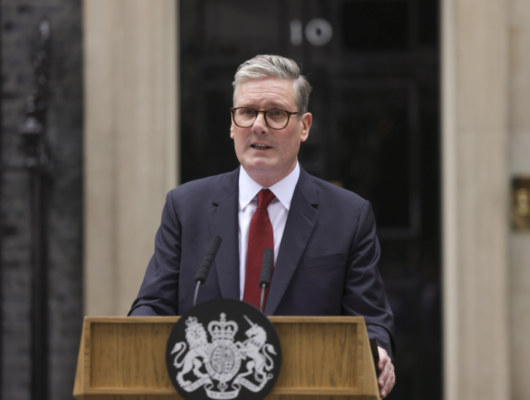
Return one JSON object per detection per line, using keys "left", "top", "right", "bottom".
{"left": 242, "top": 158, "right": 276, "bottom": 173}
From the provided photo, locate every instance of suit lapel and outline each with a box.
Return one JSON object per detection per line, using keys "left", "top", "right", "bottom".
{"left": 208, "top": 168, "right": 240, "bottom": 299}
{"left": 265, "top": 168, "right": 320, "bottom": 315}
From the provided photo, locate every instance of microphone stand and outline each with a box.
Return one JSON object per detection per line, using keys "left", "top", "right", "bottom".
{"left": 193, "top": 281, "right": 202, "bottom": 308}
{"left": 260, "top": 284, "right": 267, "bottom": 313}
{"left": 259, "top": 248, "right": 274, "bottom": 312}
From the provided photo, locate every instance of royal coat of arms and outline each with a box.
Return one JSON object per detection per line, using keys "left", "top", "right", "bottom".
{"left": 169, "top": 311, "right": 279, "bottom": 399}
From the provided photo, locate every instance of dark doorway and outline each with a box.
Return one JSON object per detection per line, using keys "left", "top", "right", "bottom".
{"left": 180, "top": 1, "right": 441, "bottom": 398}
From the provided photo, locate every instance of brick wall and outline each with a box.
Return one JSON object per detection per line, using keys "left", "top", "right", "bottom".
{"left": 1, "top": 1, "right": 83, "bottom": 399}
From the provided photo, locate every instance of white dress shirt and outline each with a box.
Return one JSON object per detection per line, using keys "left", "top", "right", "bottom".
{"left": 238, "top": 162, "right": 300, "bottom": 299}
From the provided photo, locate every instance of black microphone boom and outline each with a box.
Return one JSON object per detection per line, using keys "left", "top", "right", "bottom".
{"left": 196, "top": 236, "right": 222, "bottom": 282}
{"left": 259, "top": 248, "right": 274, "bottom": 288}
{"left": 193, "top": 236, "right": 222, "bottom": 306}
{"left": 259, "top": 248, "right": 274, "bottom": 312}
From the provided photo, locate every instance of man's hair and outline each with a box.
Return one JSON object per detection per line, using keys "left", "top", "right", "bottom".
{"left": 233, "top": 55, "right": 312, "bottom": 114}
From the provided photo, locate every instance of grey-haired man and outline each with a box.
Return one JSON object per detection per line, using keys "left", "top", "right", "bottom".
{"left": 130, "top": 55, "right": 396, "bottom": 398}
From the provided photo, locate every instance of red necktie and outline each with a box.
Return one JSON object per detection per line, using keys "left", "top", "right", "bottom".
{"left": 243, "top": 189, "right": 275, "bottom": 309}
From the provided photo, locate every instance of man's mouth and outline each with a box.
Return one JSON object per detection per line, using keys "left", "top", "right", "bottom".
{"left": 251, "top": 144, "right": 272, "bottom": 150}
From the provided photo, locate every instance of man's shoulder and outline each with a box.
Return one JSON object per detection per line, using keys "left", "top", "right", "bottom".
{"left": 302, "top": 170, "right": 368, "bottom": 207}
{"left": 167, "top": 168, "right": 239, "bottom": 204}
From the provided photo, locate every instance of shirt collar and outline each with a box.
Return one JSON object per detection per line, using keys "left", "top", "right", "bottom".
{"left": 239, "top": 162, "right": 300, "bottom": 211}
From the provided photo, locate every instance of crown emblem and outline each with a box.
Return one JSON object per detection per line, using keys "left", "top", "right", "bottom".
{"left": 208, "top": 313, "right": 238, "bottom": 342}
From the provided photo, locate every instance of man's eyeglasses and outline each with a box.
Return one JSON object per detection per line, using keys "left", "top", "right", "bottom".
{"left": 230, "top": 107, "right": 301, "bottom": 130}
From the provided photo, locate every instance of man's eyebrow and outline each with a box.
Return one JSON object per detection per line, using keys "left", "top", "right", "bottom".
{"left": 239, "top": 102, "right": 288, "bottom": 109}
{"left": 268, "top": 102, "right": 287, "bottom": 108}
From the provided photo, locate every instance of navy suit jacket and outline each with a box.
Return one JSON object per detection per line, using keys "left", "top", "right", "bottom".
{"left": 129, "top": 166, "right": 395, "bottom": 358}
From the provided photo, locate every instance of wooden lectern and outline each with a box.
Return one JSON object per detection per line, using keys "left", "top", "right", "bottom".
{"left": 73, "top": 316, "right": 381, "bottom": 400}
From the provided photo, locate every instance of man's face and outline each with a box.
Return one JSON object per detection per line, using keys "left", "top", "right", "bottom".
{"left": 230, "top": 78, "right": 312, "bottom": 186}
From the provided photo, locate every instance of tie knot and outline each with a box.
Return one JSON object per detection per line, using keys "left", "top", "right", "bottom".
{"left": 257, "top": 189, "right": 275, "bottom": 210}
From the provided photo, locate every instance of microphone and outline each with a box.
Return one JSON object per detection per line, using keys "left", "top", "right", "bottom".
{"left": 193, "top": 236, "right": 222, "bottom": 306}
{"left": 259, "top": 248, "right": 274, "bottom": 312}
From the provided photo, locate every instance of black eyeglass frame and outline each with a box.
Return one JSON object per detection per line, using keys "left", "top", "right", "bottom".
{"left": 230, "top": 107, "right": 302, "bottom": 130}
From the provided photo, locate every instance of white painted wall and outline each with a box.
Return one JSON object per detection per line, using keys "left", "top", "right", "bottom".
{"left": 443, "top": 0, "right": 510, "bottom": 399}
{"left": 83, "top": 0, "right": 178, "bottom": 316}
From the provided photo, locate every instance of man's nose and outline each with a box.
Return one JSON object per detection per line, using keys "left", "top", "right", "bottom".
{"left": 252, "top": 112, "right": 268, "bottom": 134}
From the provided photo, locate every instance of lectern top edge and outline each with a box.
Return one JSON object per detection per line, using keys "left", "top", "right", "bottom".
{"left": 82, "top": 315, "right": 367, "bottom": 324}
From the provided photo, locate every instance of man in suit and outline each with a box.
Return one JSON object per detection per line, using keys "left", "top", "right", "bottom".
{"left": 129, "top": 55, "right": 395, "bottom": 398}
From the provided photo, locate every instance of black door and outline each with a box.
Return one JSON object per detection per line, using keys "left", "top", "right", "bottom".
{"left": 180, "top": 1, "right": 441, "bottom": 398}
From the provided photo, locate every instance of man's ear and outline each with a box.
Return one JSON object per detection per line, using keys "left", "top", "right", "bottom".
{"left": 230, "top": 121, "right": 235, "bottom": 139}
{"left": 300, "top": 112, "right": 312, "bottom": 143}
